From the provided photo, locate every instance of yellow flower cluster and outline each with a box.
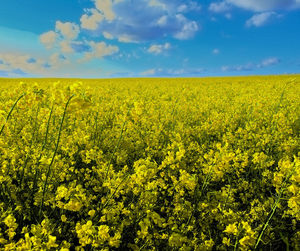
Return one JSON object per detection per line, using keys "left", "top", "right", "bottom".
{"left": 0, "top": 76, "right": 299, "bottom": 250}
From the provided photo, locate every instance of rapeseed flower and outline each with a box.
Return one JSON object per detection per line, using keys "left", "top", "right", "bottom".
{"left": 0, "top": 76, "right": 299, "bottom": 250}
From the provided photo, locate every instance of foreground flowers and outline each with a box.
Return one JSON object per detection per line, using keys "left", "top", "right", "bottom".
{"left": 0, "top": 76, "right": 299, "bottom": 250}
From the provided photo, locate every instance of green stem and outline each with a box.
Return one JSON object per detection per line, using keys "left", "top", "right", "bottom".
{"left": 254, "top": 163, "right": 296, "bottom": 250}
{"left": 101, "top": 173, "right": 129, "bottom": 210}
{"left": 104, "top": 111, "right": 129, "bottom": 180}
{"left": 0, "top": 93, "right": 26, "bottom": 136}
{"left": 93, "top": 111, "right": 99, "bottom": 145}
{"left": 254, "top": 194, "right": 281, "bottom": 250}
{"left": 39, "top": 95, "right": 74, "bottom": 218}
{"left": 233, "top": 223, "right": 242, "bottom": 251}
{"left": 19, "top": 106, "right": 40, "bottom": 188}
{"left": 31, "top": 105, "right": 54, "bottom": 205}
{"left": 186, "top": 167, "right": 213, "bottom": 226}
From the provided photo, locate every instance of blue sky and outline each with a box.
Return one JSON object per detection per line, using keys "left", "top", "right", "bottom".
{"left": 0, "top": 0, "right": 299, "bottom": 78}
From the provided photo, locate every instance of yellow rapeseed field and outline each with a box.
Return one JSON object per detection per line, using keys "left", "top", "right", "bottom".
{"left": 0, "top": 76, "right": 299, "bottom": 250}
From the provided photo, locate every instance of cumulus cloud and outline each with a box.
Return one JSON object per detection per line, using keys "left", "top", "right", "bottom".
{"left": 38, "top": 0, "right": 200, "bottom": 69}
{"left": 80, "top": 0, "right": 199, "bottom": 41}
{"left": 156, "top": 15, "right": 168, "bottom": 26}
{"left": 40, "top": 21, "right": 80, "bottom": 53}
{"left": 80, "top": 9, "right": 104, "bottom": 30}
{"left": 49, "top": 53, "right": 68, "bottom": 67}
{"left": 103, "top": 31, "right": 114, "bottom": 39}
{"left": 55, "top": 21, "right": 80, "bottom": 40}
{"left": 1, "top": 47, "right": 122, "bottom": 77}
{"left": 39, "top": 18, "right": 118, "bottom": 62}
{"left": 82, "top": 41, "right": 119, "bottom": 61}
{"left": 173, "top": 14, "right": 199, "bottom": 39}
{"left": 209, "top": 1, "right": 298, "bottom": 28}
{"left": 258, "top": 57, "right": 280, "bottom": 67}
{"left": 80, "top": 0, "right": 116, "bottom": 30}
{"left": 0, "top": 53, "right": 49, "bottom": 76}
{"left": 149, "top": 0, "right": 167, "bottom": 10}
{"left": 177, "top": 2, "right": 202, "bottom": 13}
{"left": 0, "top": 49, "right": 90, "bottom": 77}
{"left": 94, "top": 0, "right": 116, "bottom": 21}
{"left": 222, "top": 57, "right": 280, "bottom": 71}
{"left": 148, "top": 42, "right": 171, "bottom": 54}
{"left": 39, "top": 31, "right": 57, "bottom": 49}
{"left": 210, "top": 0, "right": 300, "bottom": 13}
{"left": 209, "top": 2, "right": 231, "bottom": 13}
{"left": 80, "top": 0, "right": 117, "bottom": 29}
{"left": 117, "top": 34, "right": 137, "bottom": 43}
{"left": 60, "top": 41, "right": 74, "bottom": 53}
{"left": 246, "top": 12, "right": 279, "bottom": 27}
{"left": 227, "top": 0, "right": 300, "bottom": 12}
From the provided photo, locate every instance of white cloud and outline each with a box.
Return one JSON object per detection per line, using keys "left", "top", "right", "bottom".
{"left": 222, "top": 57, "right": 280, "bottom": 71}
{"left": 39, "top": 15, "right": 118, "bottom": 62}
{"left": 246, "top": 12, "right": 279, "bottom": 27}
{"left": 212, "top": 48, "right": 220, "bottom": 54}
{"left": 94, "top": 0, "right": 115, "bottom": 21}
{"left": 40, "top": 22, "right": 80, "bottom": 53}
{"left": 79, "top": 0, "right": 199, "bottom": 41}
{"left": 221, "top": 63, "right": 254, "bottom": 71}
{"left": 118, "top": 34, "right": 136, "bottom": 43}
{"left": 36, "top": 0, "right": 200, "bottom": 70}
{"left": 140, "top": 67, "right": 205, "bottom": 76}
{"left": 177, "top": 2, "right": 201, "bottom": 12}
{"left": 83, "top": 41, "right": 119, "bottom": 61}
{"left": 148, "top": 42, "right": 171, "bottom": 54}
{"left": 0, "top": 53, "right": 49, "bottom": 76}
{"left": 177, "top": 4, "right": 188, "bottom": 12}
{"left": 55, "top": 21, "right": 80, "bottom": 40}
{"left": 258, "top": 57, "right": 280, "bottom": 67}
{"left": 221, "top": 66, "right": 230, "bottom": 71}
{"left": 209, "top": 2, "right": 231, "bottom": 13}
{"left": 80, "top": 9, "right": 104, "bottom": 30}
{"left": 118, "top": 34, "right": 137, "bottom": 43}
{"left": 59, "top": 41, "right": 74, "bottom": 53}
{"left": 50, "top": 53, "right": 68, "bottom": 67}
{"left": 173, "top": 14, "right": 199, "bottom": 40}
{"left": 39, "top": 31, "right": 57, "bottom": 49}
{"left": 149, "top": 0, "right": 167, "bottom": 10}
{"left": 141, "top": 68, "right": 157, "bottom": 75}
{"left": 224, "top": 0, "right": 300, "bottom": 12}
{"left": 80, "top": 0, "right": 122, "bottom": 30}
{"left": 0, "top": 48, "right": 124, "bottom": 78}
{"left": 103, "top": 31, "right": 114, "bottom": 39}
{"left": 156, "top": 15, "right": 168, "bottom": 26}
